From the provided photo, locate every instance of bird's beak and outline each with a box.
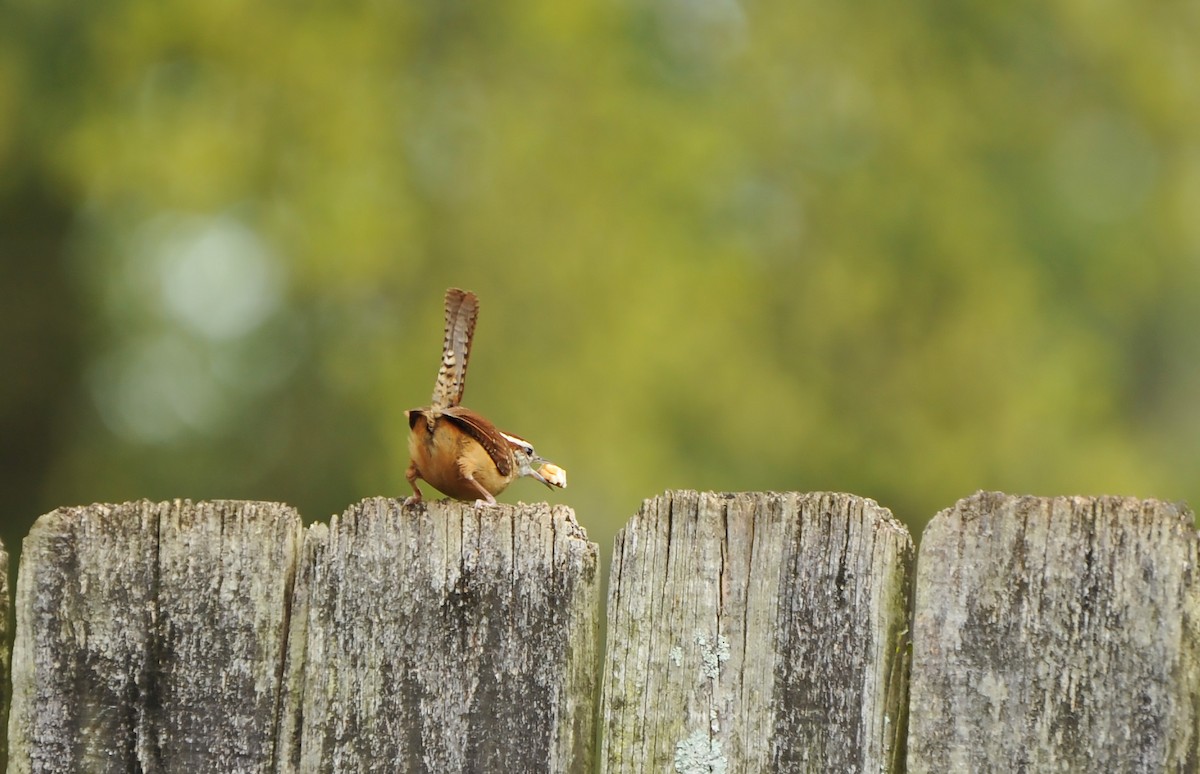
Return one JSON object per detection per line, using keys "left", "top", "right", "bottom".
{"left": 529, "top": 468, "right": 554, "bottom": 490}
{"left": 527, "top": 454, "right": 551, "bottom": 488}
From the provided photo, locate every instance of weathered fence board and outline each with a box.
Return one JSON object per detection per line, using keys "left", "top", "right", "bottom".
{"left": 10, "top": 489, "right": 1200, "bottom": 772}
{"left": 8, "top": 500, "right": 302, "bottom": 773}
{"left": 907, "top": 491, "right": 1200, "bottom": 772}
{"left": 599, "top": 490, "right": 915, "bottom": 773}
{"left": 0, "top": 539, "right": 9, "bottom": 766}
{"left": 277, "top": 497, "right": 599, "bottom": 773}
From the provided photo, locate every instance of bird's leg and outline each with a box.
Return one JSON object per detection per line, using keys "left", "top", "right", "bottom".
{"left": 404, "top": 462, "right": 425, "bottom": 506}
{"left": 463, "top": 474, "right": 498, "bottom": 508}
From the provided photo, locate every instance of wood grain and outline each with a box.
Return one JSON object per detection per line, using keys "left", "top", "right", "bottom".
{"left": 908, "top": 491, "right": 1200, "bottom": 772}
{"left": 599, "top": 490, "right": 914, "bottom": 773}
{"left": 8, "top": 500, "right": 302, "bottom": 773}
{"left": 278, "top": 497, "right": 599, "bottom": 773}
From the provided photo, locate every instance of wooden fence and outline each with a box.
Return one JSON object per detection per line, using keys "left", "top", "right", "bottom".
{"left": 3, "top": 490, "right": 1197, "bottom": 772}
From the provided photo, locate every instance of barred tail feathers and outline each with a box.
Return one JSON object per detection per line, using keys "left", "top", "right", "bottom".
{"left": 430, "top": 288, "right": 479, "bottom": 410}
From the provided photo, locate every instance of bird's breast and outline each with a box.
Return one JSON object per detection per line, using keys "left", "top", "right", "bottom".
{"left": 408, "top": 413, "right": 514, "bottom": 499}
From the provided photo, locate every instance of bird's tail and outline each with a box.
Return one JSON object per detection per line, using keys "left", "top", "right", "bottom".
{"left": 430, "top": 288, "right": 479, "bottom": 411}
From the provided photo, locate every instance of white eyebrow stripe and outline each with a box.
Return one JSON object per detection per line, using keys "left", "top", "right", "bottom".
{"left": 499, "top": 432, "right": 534, "bottom": 453}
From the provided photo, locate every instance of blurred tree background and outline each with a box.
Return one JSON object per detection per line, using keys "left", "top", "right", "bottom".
{"left": 1, "top": 0, "right": 1198, "bottom": 568}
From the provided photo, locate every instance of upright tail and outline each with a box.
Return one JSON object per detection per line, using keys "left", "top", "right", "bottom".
{"left": 430, "top": 288, "right": 479, "bottom": 411}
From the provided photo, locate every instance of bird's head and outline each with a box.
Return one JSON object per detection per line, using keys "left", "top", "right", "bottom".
{"left": 500, "top": 432, "right": 567, "bottom": 490}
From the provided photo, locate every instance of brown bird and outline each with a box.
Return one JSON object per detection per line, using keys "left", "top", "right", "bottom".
{"left": 404, "top": 288, "right": 566, "bottom": 506}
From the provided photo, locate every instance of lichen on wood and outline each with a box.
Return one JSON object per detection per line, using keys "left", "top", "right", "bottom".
{"left": 599, "top": 490, "right": 914, "bottom": 773}
{"left": 278, "top": 497, "right": 599, "bottom": 773}
{"left": 8, "top": 499, "right": 302, "bottom": 773}
{"left": 908, "top": 491, "right": 1200, "bottom": 772}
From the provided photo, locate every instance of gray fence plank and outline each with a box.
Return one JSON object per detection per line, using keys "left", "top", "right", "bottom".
{"left": 907, "top": 491, "right": 1200, "bottom": 772}
{"left": 8, "top": 500, "right": 302, "bottom": 773}
{"left": 14, "top": 489, "right": 1195, "bottom": 772}
{"left": 278, "top": 497, "right": 599, "bottom": 773}
{"left": 599, "top": 490, "right": 914, "bottom": 773}
{"left": 0, "top": 539, "right": 9, "bottom": 766}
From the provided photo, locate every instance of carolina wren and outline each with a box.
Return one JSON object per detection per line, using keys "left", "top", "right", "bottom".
{"left": 404, "top": 288, "right": 566, "bottom": 506}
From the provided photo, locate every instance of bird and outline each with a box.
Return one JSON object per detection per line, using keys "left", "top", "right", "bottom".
{"left": 404, "top": 288, "right": 566, "bottom": 506}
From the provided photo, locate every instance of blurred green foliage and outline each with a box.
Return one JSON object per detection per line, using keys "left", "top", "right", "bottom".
{"left": 1, "top": 0, "right": 1198, "bottom": 563}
